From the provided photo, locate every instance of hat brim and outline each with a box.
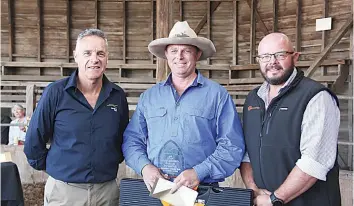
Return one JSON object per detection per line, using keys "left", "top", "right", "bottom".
{"left": 148, "top": 37, "right": 216, "bottom": 60}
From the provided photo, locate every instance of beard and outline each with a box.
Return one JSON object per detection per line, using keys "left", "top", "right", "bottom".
{"left": 260, "top": 61, "right": 294, "bottom": 85}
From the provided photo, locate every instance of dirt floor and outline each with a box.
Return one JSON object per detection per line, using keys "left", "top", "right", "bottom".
{"left": 23, "top": 183, "right": 45, "bottom": 206}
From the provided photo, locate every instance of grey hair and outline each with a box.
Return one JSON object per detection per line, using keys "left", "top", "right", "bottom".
{"left": 76, "top": 28, "right": 108, "bottom": 48}
{"left": 11, "top": 104, "right": 25, "bottom": 116}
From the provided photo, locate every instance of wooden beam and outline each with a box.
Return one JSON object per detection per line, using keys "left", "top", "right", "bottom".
{"left": 156, "top": 0, "right": 170, "bottom": 82}
{"left": 321, "top": 0, "right": 329, "bottom": 76}
{"left": 250, "top": 0, "right": 256, "bottom": 64}
{"left": 246, "top": 0, "right": 269, "bottom": 35}
{"left": 331, "top": 63, "right": 349, "bottom": 93}
{"left": 321, "top": 0, "right": 329, "bottom": 50}
{"left": 207, "top": 0, "right": 211, "bottom": 65}
{"left": 66, "top": 0, "right": 71, "bottom": 62}
{"left": 150, "top": 0, "right": 154, "bottom": 64}
{"left": 229, "top": 59, "right": 346, "bottom": 71}
{"left": 305, "top": 18, "right": 353, "bottom": 77}
{"left": 349, "top": 2, "right": 354, "bottom": 170}
{"left": 37, "top": 0, "right": 42, "bottom": 62}
{"left": 95, "top": 0, "right": 98, "bottom": 29}
{"left": 232, "top": 0, "right": 238, "bottom": 65}
{"left": 179, "top": 0, "right": 183, "bottom": 21}
{"left": 169, "top": 0, "right": 173, "bottom": 31}
{"left": 122, "top": 0, "right": 126, "bottom": 63}
{"left": 26, "top": 85, "right": 36, "bottom": 117}
{"left": 273, "top": 0, "right": 278, "bottom": 32}
{"left": 295, "top": 0, "right": 302, "bottom": 52}
{"left": 194, "top": 1, "right": 221, "bottom": 35}
{"left": 7, "top": 0, "right": 13, "bottom": 62}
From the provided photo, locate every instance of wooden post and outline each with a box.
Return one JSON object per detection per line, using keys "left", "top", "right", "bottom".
{"left": 150, "top": 0, "right": 154, "bottom": 64}
{"left": 26, "top": 85, "right": 36, "bottom": 117}
{"left": 123, "top": 0, "right": 126, "bottom": 63}
{"left": 250, "top": 0, "right": 257, "bottom": 78}
{"left": 273, "top": 0, "right": 278, "bottom": 32}
{"left": 179, "top": 0, "right": 183, "bottom": 21}
{"left": 295, "top": 0, "right": 302, "bottom": 52}
{"left": 349, "top": 4, "right": 354, "bottom": 170}
{"left": 231, "top": 0, "right": 239, "bottom": 84}
{"left": 207, "top": 0, "right": 211, "bottom": 65}
{"left": 66, "top": 0, "right": 71, "bottom": 62}
{"left": 37, "top": 0, "right": 42, "bottom": 62}
{"left": 250, "top": 0, "right": 256, "bottom": 64}
{"left": 156, "top": 0, "right": 170, "bottom": 82}
{"left": 246, "top": 0, "right": 269, "bottom": 35}
{"left": 95, "top": 0, "right": 98, "bottom": 29}
{"left": 321, "top": 0, "right": 328, "bottom": 76}
{"left": 8, "top": 0, "right": 13, "bottom": 62}
{"left": 232, "top": 0, "right": 238, "bottom": 65}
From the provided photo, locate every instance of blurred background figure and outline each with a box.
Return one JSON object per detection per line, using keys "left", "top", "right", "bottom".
{"left": 1, "top": 115, "right": 12, "bottom": 145}
{"left": 8, "top": 104, "right": 27, "bottom": 145}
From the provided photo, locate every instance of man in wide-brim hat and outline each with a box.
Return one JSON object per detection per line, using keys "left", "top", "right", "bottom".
{"left": 123, "top": 21, "right": 245, "bottom": 193}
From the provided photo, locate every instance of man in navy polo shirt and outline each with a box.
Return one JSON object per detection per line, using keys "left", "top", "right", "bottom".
{"left": 24, "top": 28, "right": 129, "bottom": 206}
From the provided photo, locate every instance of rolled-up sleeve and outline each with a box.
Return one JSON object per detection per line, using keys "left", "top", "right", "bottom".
{"left": 193, "top": 93, "right": 245, "bottom": 181}
{"left": 24, "top": 84, "right": 57, "bottom": 170}
{"left": 296, "top": 91, "right": 340, "bottom": 181}
{"left": 122, "top": 93, "right": 151, "bottom": 175}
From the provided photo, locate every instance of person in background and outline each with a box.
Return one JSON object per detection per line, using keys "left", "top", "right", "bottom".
{"left": 8, "top": 104, "right": 27, "bottom": 145}
{"left": 24, "top": 28, "right": 129, "bottom": 206}
{"left": 1, "top": 114, "right": 12, "bottom": 145}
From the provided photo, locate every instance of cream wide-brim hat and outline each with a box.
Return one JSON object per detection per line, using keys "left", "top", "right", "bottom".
{"left": 148, "top": 21, "right": 216, "bottom": 60}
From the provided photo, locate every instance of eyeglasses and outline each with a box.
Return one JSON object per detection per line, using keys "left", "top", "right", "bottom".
{"left": 256, "top": 51, "right": 294, "bottom": 63}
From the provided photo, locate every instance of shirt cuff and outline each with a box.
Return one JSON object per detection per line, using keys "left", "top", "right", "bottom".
{"left": 27, "top": 157, "right": 46, "bottom": 171}
{"left": 136, "top": 157, "right": 152, "bottom": 176}
{"left": 193, "top": 163, "right": 210, "bottom": 182}
{"left": 296, "top": 155, "right": 329, "bottom": 181}
{"left": 242, "top": 151, "right": 250, "bottom": 162}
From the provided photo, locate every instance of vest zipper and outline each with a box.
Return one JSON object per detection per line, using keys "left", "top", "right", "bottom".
{"left": 258, "top": 98, "right": 267, "bottom": 188}
{"left": 266, "top": 112, "right": 272, "bottom": 134}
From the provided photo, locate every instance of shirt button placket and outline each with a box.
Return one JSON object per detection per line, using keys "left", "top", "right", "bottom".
{"left": 171, "top": 102, "right": 180, "bottom": 137}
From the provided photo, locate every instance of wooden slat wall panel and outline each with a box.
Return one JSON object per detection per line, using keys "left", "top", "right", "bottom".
{"left": 99, "top": 1, "right": 124, "bottom": 60}
{"left": 126, "top": 1, "right": 153, "bottom": 62}
{"left": 236, "top": 1, "right": 253, "bottom": 66}
{"left": 70, "top": 0, "right": 96, "bottom": 53}
{"left": 210, "top": 1, "right": 233, "bottom": 64}
{"left": 42, "top": 0, "right": 67, "bottom": 59}
{"left": 1, "top": 0, "right": 9, "bottom": 58}
{"left": 13, "top": 0, "right": 38, "bottom": 57}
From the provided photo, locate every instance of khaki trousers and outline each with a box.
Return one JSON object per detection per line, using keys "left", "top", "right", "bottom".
{"left": 44, "top": 176, "right": 119, "bottom": 206}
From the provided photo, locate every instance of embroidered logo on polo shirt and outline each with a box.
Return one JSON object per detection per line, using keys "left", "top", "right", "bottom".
{"left": 248, "top": 106, "right": 260, "bottom": 111}
{"left": 107, "top": 104, "right": 118, "bottom": 112}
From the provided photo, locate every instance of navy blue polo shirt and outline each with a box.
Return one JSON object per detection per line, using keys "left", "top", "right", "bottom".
{"left": 24, "top": 70, "right": 129, "bottom": 183}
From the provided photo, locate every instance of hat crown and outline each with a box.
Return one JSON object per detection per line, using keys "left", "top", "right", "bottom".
{"left": 168, "top": 21, "right": 197, "bottom": 38}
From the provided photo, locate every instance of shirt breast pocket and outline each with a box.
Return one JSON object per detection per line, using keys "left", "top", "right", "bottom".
{"left": 146, "top": 107, "right": 167, "bottom": 143}
{"left": 183, "top": 107, "right": 215, "bottom": 144}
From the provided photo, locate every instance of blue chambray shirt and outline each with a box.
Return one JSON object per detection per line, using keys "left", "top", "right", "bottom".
{"left": 24, "top": 70, "right": 129, "bottom": 183}
{"left": 122, "top": 71, "right": 245, "bottom": 183}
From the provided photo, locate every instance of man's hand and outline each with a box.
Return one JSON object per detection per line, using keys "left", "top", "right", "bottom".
{"left": 254, "top": 188, "right": 271, "bottom": 198}
{"left": 141, "top": 164, "right": 168, "bottom": 191}
{"left": 254, "top": 194, "right": 272, "bottom": 206}
{"left": 170, "top": 169, "right": 200, "bottom": 194}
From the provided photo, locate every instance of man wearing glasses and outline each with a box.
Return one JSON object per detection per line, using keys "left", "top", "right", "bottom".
{"left": 240, "top": 33, "right": 341, "bottom": 206}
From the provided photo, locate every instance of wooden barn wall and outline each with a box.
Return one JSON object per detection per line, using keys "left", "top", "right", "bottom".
{"left": 0, "top": 0, "right": 353, "bottom": 170}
